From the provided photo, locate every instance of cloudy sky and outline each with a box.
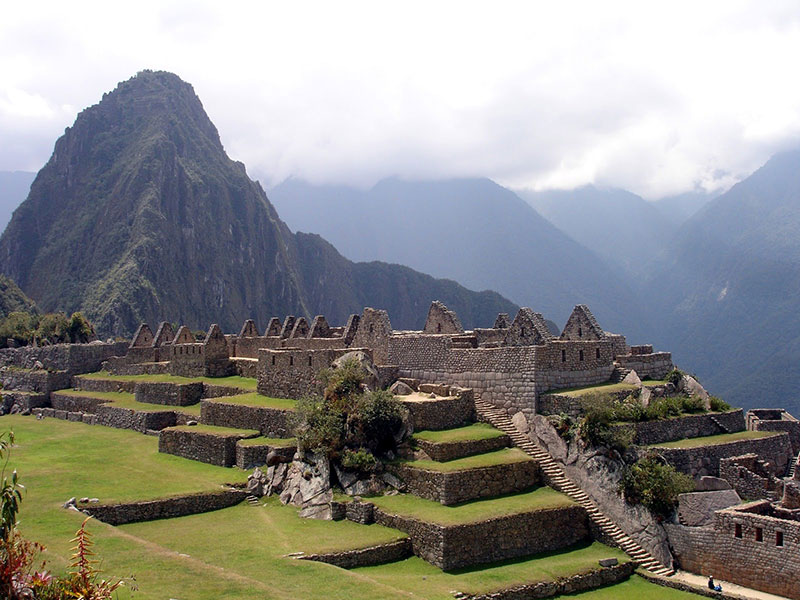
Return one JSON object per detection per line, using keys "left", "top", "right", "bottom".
{"left": 2, "top": 1, "right": 800, "bottom": 199}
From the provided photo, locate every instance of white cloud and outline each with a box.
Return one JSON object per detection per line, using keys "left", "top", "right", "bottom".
{"left": 1, "top": 0, "right": 799, "bottom": 197}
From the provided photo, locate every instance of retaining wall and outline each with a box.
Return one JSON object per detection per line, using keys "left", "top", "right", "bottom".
{"left": 158, "top": 427, "right": 258, "bottom": 466}
{"left": 80, "top": 489, "right": 247, "bottom": 525}
{"left": 298, "top": 538, "right": 412, "bottom": 569}
{"left": 95, "top": 404, "right": 177, "bottom": 433}
{"left": 414, "top": 433, "right": 510, "bottom": 462}
{"left": 0, "top": 342, "right": 129, "bottom": 375}
{"left": 399, "top": 388, "right": 475, "bottom": 431}
{"left": 201, "top": 400, "right": 294, "bottom": 437}
{"left": 235, "top": 440, "right": 296, "bottom": 469}
{"left": 135, "top": 382, "right": 204, "bottom": 406}
{"left": 1, "top": 368, "right": 71, "bottom": 394}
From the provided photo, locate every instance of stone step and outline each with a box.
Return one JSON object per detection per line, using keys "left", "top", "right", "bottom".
{"left": 474, "top": 399, "right": 674, "bottom": 577}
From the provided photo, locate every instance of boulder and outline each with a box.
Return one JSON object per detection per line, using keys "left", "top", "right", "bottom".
{"left": 389, "top": 381, "right": 413, "bottom": 396}
{"left": 638, "top": 386, "right": 652, "bottom": 408}
{"left": 680, "top": 375, "right": 710, "bottom": 408}
{"left": 599, "top": 558, "right": 618, "bottom": 567}
{"left": 677, "top": 490, "right": 741, "bottom": 527}
{"left": 246, "top": 467, "right": 268, "bottom": 496}
{"left": 696, "top": 476, "right": 731, "bottom": 491}
{"left": 512, "top": 411, "right": 530, "bottom": 434}
{"left": 332, "top": 351, "right": 379, "bottom": 391}
{"left": 622, "top": 370, "right": 642, "bottom": 386}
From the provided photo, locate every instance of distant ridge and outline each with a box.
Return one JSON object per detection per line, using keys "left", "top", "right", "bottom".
{"left": 0, "top": 71, "right": 516, "bottom": 335}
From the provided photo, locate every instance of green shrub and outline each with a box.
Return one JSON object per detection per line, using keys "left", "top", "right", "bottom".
{"left": 709, "top": 396, "right": 731, "bottom": 412}
{"left": 35, "top": 312, "right": 70, "bottom": 345}
{"left": 67, "top": 312, "right": 95, "bottom": 343}
{"left": 680, "top": 395, "right": 706, "bottom": 414}
{"left": 619, "top": 453, "right": 694, "bottom": 517}
{"left": 665, "top": 369, "right": 684, "bottom": 387}
{"left": 320, "top": 357, "right": 367, "bottom": 407}
{"left": 0, "top": 312, "right": 36, "bottom": 347}
{"left": 615, "top": 398, "right": 646, "bottom": 422}
{"left": 352, "top": 390, "right": 409, "bottom": 453}
{"left": 578, "top": 393, "right": 634, "bottom": 450}
{"left": 548, "top": 413, "right": 576, "bottom": 439}
{"left": 293, "top": 396, "right": 345, "bottom": 456}
{"left": 341, "top": 448, "right": 377, "bottom": 472}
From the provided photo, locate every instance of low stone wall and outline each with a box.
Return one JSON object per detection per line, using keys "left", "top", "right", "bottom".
{"left": 33, "top": 407, "right": 96, "bottom": 425}
{"left": 655, "top": 432, "right": 792, "bottom": 478}
{"left": 462, "top": 562, "right": 635, "bottom": 600}
{"left": 231, "top": 357, "right": 258, "bottom": 378}
{"left": 1, "top": 391, "right": 49, "bottom": 414}
{"left": 201, "top": 384, "right": 251, "bottom": 398}
{"left": 536, "top": 389, "right": 633, "bottom": 419}
{"left": 298, "top": 538, "right": 412, "bottom": 569}
{"left": 159, "top": 427, "right": 258, "bottom": 466}
{"left": 1, "top": 368, "right": 71, "bottom": 393}
{"left": 72, "top": 376, "right": 136, "bottom": 394}
{"left": 415, "top": 433, "right": 510, "bottom": 462}
{"left": 719, "top": 454, "right": 783, "bottom": 501}
{"left": 614, "top": 352, "right": 673, "bottom": 380}
{"left": 95, "top": 404, "right": 177, "bottom": 433}
{"left": 201, "top": 400, "right": 294, "bottom": 437}
{"left": 80, "top": 489, "right": 247, "bottom": 525}
{"left": 389, "top": 460, "right": 539, "bottom": 505}
{"left": 750, "top": 418, "right": 800, "bottom": 455}
{"left": 399, "top": 388, "right": 475, "bottom": 431}
{"left": 373, "top": 503, "right": 587, "bottom": 570}
{"left": 103, "top": 357, "right": 170, "bottom": 376}
{"left": 609, "top": 410, "right": 746, "bottom": 446}
{"left": 50, "top": 392, "right": 110, "bottom": 413}
{"left": 0, "top": 342, "right": 129, "bottom": 375}
{"left": 235, "top": 440, "right": 296, "bottom": 469}
{"left": 135, "top": 382, "right": 204, "bottom": 406}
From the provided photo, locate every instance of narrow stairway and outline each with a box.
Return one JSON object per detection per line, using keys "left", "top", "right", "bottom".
{"left": 709, "top": 415, "right": 731, "bottom": 434}
{"left": 787, "top": 451, "right": 800, "bottom": 479}
{"left": 474, "top": 398, "right": 675, "bottom": 577}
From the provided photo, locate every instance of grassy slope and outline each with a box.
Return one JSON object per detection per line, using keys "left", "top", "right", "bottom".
{"left": 398, "top": 447, "right": 532, "bottom": 472}
{"left": 414, "top": 422, "right": 506, "bottom": 443}
{"left": 652, "top": 430, "right": 778, "bottom": 449}
{"left": 237, "top": 436, "right": 296, "bottom": 447}
{"left": 79, "top": 372, "right": 259, "bottom": 391}
{"left": 206, "top": 392, "right": 296, "bottom": 410}
{"left": 2, "top": 416, "right": 703, "bottom": 600}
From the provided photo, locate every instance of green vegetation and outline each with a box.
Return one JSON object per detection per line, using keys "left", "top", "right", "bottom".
{"left": 293, "top": 357, "right": 410, "bottom": 465}
{"left": 652, "top": 430, "right": 777, "bottom": 449}
{"left": 55, "top": 389, "right": 134, "bottom": 402}
{"left": 413, "top": 423, "right": 506, "bottom": 443}
{"left": 165, "top": 424, "right": 259, "bottom": 437}
{"left": 369, "top": 488, "right": 573, "bottom": 526}
{"left": 0, "top": 275, "right": 37, "bottom": 320}
{"left": 206, "top": 392, "right": 296, "bottom": 410}
{"left": 619, "top": 453, "right": 694, "bottom": 517}
{"left": 0, "top": 310, "right": 95, "bottom": 348}
{"left": 398, "top": 447, "right": 532, "bottom": 473}
{"left": 546, "top": 382, "right": 637, "bottom": 398}
{"left": 236, "top": 436, "right": 296, "bottom": 447}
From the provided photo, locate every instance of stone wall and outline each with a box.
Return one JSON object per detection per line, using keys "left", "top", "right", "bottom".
{"left": 614, "top": 352, "right": 673, "bottom": 380}
{"left": 50, "top": 392, "right": 110, "bottom": 413}
{"left": 719, "top": 454, "right": 783, "bottom": 500}
{"left": 612, "top": 410, "right": 746, "bottom": 446}
{"left": 0, "top": 342, "right": 129, "bottom": 375}
{"left": 1, "top": 368, "right": 71, "bottom": 393}
{"left": 747, "top": 409, "right": 800, "bottom": 455}
{"left": 399, "top": 388, "right": 475, "bottom": 431}
{"left": 80, "top": 489, "right": 247, "bottom": 525}
{"left": 103, "top": 357, "right": 170, "bottom": 375}
{"left": 414, "top": 433, "right": 510, "bottom": 462}
{"left": 257, "top": 347, "right": 371, "bottom": 400}
{"left": 73, "top": 376, "right": 136, "bottom": 393}
{"left": 235, "top": 440, "right": 295, "bottom": 469}
{"left": 389, "top": 460, "right": 539, "bottom": 505}
{"left": 95, "top": 404, "right": 177, "bottom": 433}
{"left": 298, "top": 538, "right": 412, "bottom": 569}
{"left": 666, "top": 502, "right": 800, "bottom": 600}
{"left": 373, "top": 503, "right": 588, "bottom": 570}
{"left": 655, "top": 432, "right": 792, "bottom": 478}
{"left": 462, "top": 562, "right": 635, "bottom": 600}
{"left": 1, "top": 391, "right": 48, "bottom": 414}
{"left": 135, "top": 382, "right": 204, "bottom": 406}
{"left": 201, "top": 399, "right": 294, "bottom": 437}
{"left": 158, "top": 427, "right": 258, "bottom": 466}
{"left": 231, "top": 357, "right": 258, "bottom": 378}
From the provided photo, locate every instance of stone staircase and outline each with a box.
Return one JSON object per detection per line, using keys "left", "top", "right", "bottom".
{"left": 787, "top": 451, "right": 800, "bottom": 479}
{"left": 609, "top": 365, "right": 632, "bottom": 383}
{"left": 709, "top": 414, "right": 732, "bottom": 434}
{"left": 474, "top": 398, "right": 675, "bottom": 576}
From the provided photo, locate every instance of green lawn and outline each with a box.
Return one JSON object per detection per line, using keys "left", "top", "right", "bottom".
{"left": 78, "top": 371, "right": 259, "bottom": 391}
{"left": 237, "top": 436, "right": 297, "bottom": 447}
{"left": 545, "top": 382, "right": 638, "bottom": 397}
{"left": 165, "top": 424, "right": 260, "bottom": 437}
{"left": 205, "top": 392, "right": 297, "bottom": 410}
{"left": 398, "top": 447, "right": 532, "bottom": 472}
{"left": 652, "top": 430, "right": 778, "bottom": 449}
{"left": 353, "top": 541, "right": 628, "bottom": 598}
{"left": 53, "top": 389, "right": 135, "bottom": 401}
{"left": 0, "top": 415, "right": 704, "bottom": 600}
{"left": 370, "top": 487, "right": 573, "bottom": 526}
{"left": 414, "top": 422, "right": 507, "bottom": 443}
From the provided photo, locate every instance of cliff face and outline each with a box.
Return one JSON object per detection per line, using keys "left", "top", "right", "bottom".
{"left": 0, "top": 71, "right": 515, "bottom": 335}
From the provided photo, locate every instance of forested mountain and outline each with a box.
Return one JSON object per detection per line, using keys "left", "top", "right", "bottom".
{"left": 0, "top": 171, "right": 35, "bottom": 234}
{"left": 0, "top": 71, "right": 515, "bottom": 336}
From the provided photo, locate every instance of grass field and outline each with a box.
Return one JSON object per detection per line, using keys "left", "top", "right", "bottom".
{"left": 397, "top": 447, "right": 532, "bottom": 472}
{"left": 166, "top": 423, "right": 260, "bottom": 436}
{"left": 206, "top": 392, "right": 297, "bottom": 410}
{"left": 0, "top": 415, "right": 704, "bottom": 599}
{"left": 545, "top": 380, "right": 668, "bottom": 398}
{"left": 652, "top": 430, "right": 778, "bottom": 449}
{"left": 413, "top": 422, "right": 507, "bottom": 443}
{"left": 54, "top": 389, "right": 134, "bottom": 401}
{"left": 237, "top": 436, "right": 297, "bottom": 447}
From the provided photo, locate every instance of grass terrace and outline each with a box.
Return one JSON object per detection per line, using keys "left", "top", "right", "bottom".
{"left": 0, "top": 416, "right": 704, "bottom": 600}
{"left": 79, "top": 371, "right": 259, "bottom": 391}
{"left": 397, "top": 447, "right": 532, "bottom": 472}
{"left": 166, "top": 424, "right": 260, "bottom": 436}
{"left": 204, "top": 392, "right": 297, "bottom": 410}
{"left": 545, "top": 379, "right": 668, "bottom": 398}
{"left": 54, "top": 389, "right": 134, "bottom": 402}
{"left": 369, "top": 487, "right": 573, "bottom": 526}
{"left": 413, "top": 422, "right": 507, "bottom": 443}
{"left": 237, "top": 436, "right": 297, "bottom": 447}
{"left": 352, "top": 541, "right": 629, "bottom": 599}
{"left": 652, "top": 430, "right": 779, "bottom": 449}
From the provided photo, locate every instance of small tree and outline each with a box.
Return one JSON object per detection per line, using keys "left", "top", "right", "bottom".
{"left": 619, "top": 452, "right": 694, "bottom": 518}
{"left": 68, "top": 312, "right": 95, "bottom": 343}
